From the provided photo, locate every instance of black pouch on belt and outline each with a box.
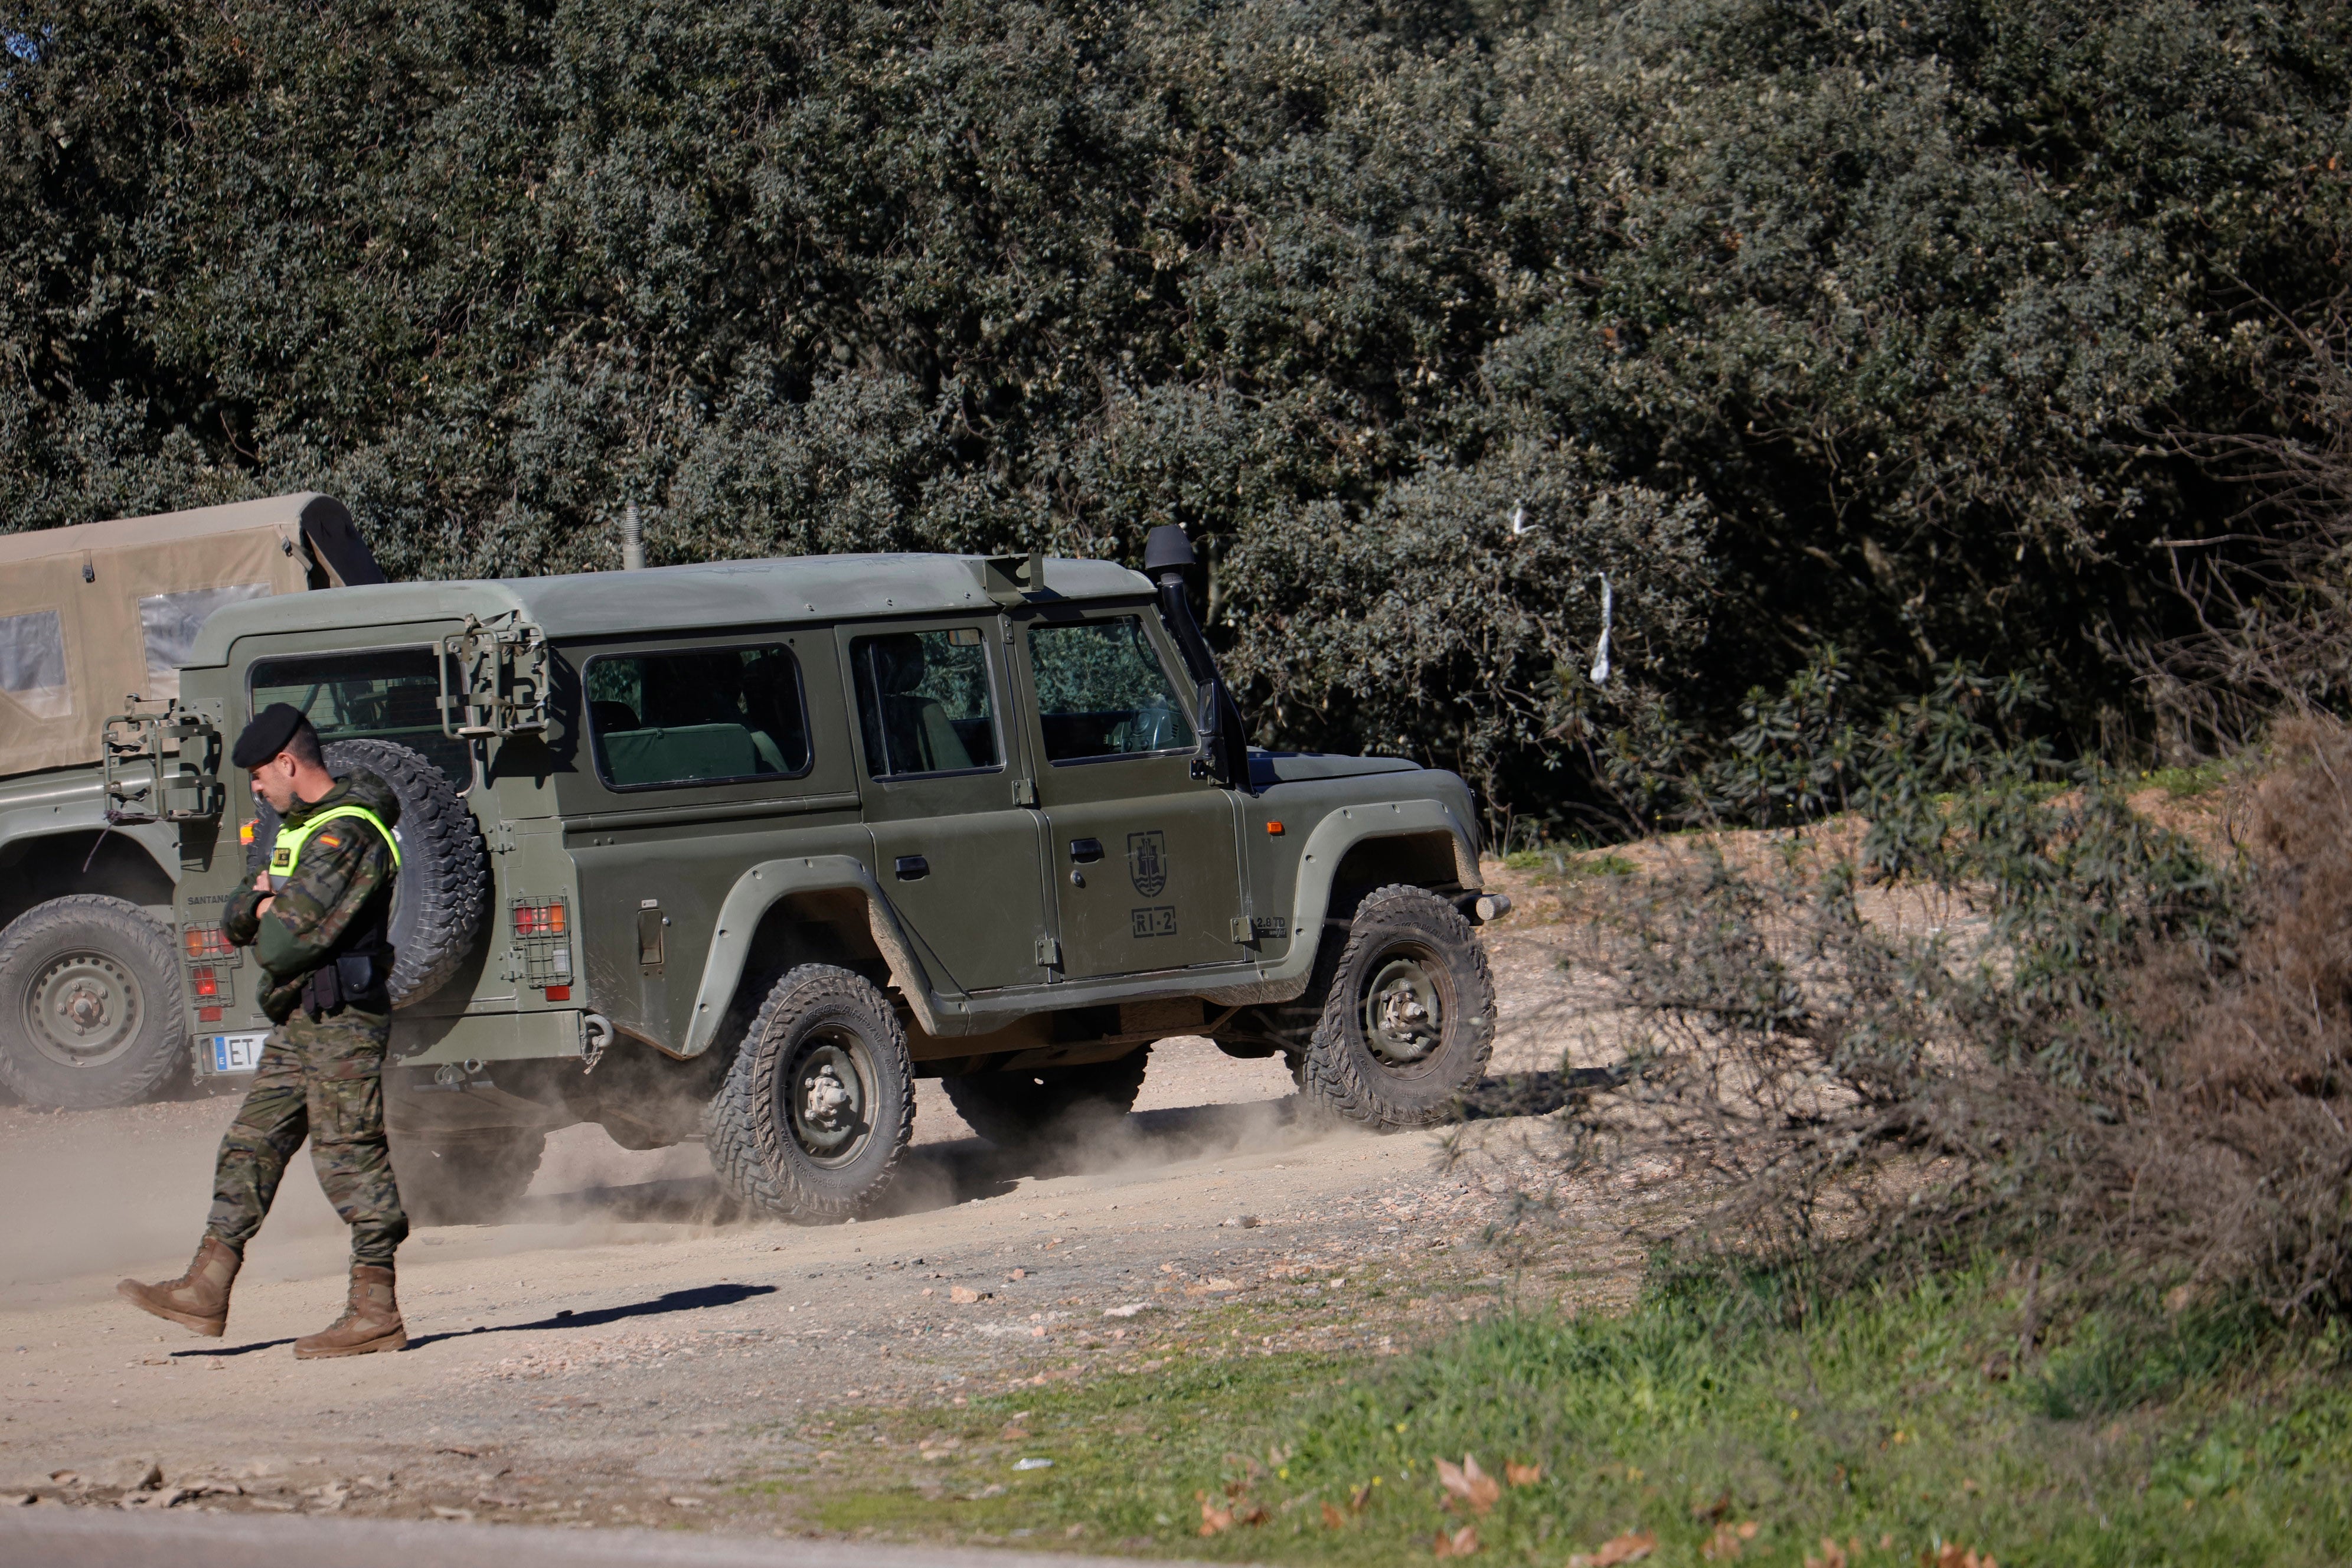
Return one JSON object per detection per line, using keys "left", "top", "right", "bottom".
{"left": 335, "top": 953, "right": 375, "bottom": 996}
{"left": 301, "top": 961, "right": 345, "bottom": 1019}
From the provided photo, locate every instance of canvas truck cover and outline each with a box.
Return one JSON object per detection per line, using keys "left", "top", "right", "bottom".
{"left": 0, "top": 493, "right": 384, "bottom": 777}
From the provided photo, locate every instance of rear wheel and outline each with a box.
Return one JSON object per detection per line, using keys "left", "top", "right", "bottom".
{"left": 0, "top": 896, "right": 188, "bottom": 1109}
{"left": 703, "top": 965, "right": 915, "bottom": 1223}
{"left": 1295, "top": 885, "right": 1495, "bottom": 1129}
{"left": 391, "top": 1129, "right": 547, "bottom": 1226}
{"left": 943, "top": 1046, "right": 1152, "bottom": 1148}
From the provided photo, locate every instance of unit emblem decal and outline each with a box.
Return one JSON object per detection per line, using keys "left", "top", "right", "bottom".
{"left": 1127, "top": 830, "right": 1168, "bottom": 898}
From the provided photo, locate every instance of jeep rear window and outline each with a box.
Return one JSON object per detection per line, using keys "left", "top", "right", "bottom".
{"left": 1027, "top": 616, "right": 1195, "bottom": 763}
{"left": 850, "top": 628, "right": 1001, "bottom": 779}
{"left": 585, "top": 644, "right": 812, "bottom": 790}
{"left": 247, "top": 646, "right": 472, "bottom": 790}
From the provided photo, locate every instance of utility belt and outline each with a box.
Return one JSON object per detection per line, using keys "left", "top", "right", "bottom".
{"left": 299, "top": 952, "right": 392, "bottom": 1020}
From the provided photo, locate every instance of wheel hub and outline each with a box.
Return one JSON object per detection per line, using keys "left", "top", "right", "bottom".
{"left": 63, "top": 984, "right": 108, "bottom": 1030}
{"left": 1363, "top": 954, "right": 1443, "bottom": 1064}
{"left": 24, "top": 951, "right": 142, "bottom": 1068}
{"left": 790, "top": 1037, "right": 870, "bottom": 1159}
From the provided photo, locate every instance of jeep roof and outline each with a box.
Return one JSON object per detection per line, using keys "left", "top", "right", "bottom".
{"left": 185, "top": 553, "right": 1154, "bottom": 665}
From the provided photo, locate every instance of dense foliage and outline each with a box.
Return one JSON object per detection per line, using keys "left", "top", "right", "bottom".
{"left": 5, "top": 0, "right": 2348, "bottom": 815}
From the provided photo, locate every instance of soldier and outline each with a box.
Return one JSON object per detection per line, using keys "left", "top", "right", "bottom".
{"left": 117, "top": 703, "right": 411, "bottom": 1358}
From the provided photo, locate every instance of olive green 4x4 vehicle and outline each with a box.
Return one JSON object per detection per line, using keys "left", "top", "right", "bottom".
{"left": 135, "top": 525, "right": 1508, "bottom": 1223}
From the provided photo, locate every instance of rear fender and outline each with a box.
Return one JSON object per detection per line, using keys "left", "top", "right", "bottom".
{"left": 681, "top": 856, "right": 943, "bottom": 1056}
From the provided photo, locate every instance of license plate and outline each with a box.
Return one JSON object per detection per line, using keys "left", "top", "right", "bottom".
{"left": 210, "top": 1031, "right": 267, "bottom": 1074}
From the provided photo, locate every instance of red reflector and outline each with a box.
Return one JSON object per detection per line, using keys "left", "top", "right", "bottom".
{"left": 543, "top": 985, "right": 571, "bottom": 1002}
{"left": 197, "top": 1006, "right": 223, "bottom": 1023}
{"left": 1266, "top": 821, "right": 1285, "bottom": 835}
{"left": 191, "top": 967, "right": 218, "bottom": 998}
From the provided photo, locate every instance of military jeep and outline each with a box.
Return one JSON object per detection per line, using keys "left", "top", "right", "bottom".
{"left": 140, "top": 525, "right": 1507, "bottom": 1223}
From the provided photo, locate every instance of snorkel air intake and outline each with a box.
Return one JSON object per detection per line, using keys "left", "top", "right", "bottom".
{"left": 1144, "top": 524, "right": 1248, "bottom": 789}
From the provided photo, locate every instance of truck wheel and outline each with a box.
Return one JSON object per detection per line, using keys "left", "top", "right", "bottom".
{"left": 942, "top": 1046, "right": 1151, "bottom": 1148}
{"left": 704, "top": 965, "right": 915, "bottom": 1223}
{"left": 0, "top": 896, "right": 189, "bottom": 1109}
{"left": 251, "top": 740, "right": 491, "bottom": 1007}
{"left": 391, "top": 1129, "right": 547, "bottom": 1226}
{"left": 1295, "top": 884, "right": 1495, "bottom": 1130}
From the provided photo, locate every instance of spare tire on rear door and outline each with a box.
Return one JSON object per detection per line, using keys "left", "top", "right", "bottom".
{"left": 250, "top": 739, "right": 490, "bottom": 1007}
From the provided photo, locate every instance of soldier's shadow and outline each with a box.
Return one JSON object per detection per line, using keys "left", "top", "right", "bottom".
{"left": 402, "top": 1282, "right": 778, "bottom": 1350}
{"left": 178, "top": 1282, "right": 779, "bottom": 1358}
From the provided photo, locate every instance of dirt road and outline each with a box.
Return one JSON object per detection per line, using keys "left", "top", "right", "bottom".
{"left": 0, "top": 883, "right": 1608, "bottom": 1533}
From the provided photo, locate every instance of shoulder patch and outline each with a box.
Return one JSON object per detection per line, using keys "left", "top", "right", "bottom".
{"left": 315, "top": 831, "right": 344, "bottom": 851}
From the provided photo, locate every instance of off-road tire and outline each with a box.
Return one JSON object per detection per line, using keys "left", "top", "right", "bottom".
{"left": 1295, "top": 884, "right": 1495, "bottom": 1129}
{"left": 942, "top": 1046, "right": 1152, "bottom": 1148}
{"left": 0, "top": 896, "right": 188, "bottom": 1109}
{"left": 703, "top": 965, "right": 915, "bottom": 1223}
{"left": 391, "top": 1129, "right": 547, "bottom": 1226}
{"left": 251, "top": 740, "right": 490, "bottom": 1007}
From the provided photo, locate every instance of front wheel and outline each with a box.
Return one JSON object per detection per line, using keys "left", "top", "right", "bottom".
{"left": 1295, "top": 885, "right": 1495, "bottom": 1129}
{"left": 703, "top": 965, "right": 915, "bottom": 1223}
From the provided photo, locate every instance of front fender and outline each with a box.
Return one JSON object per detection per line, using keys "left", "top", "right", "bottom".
{"left": 0, "top": 773, "right": 181, "bottom": 890}
{"left": 679, "top": 855, "right": 944, "bottom": 1056}
{"left": 1201, "top": 799, "right": 1479, "bottom": 1007}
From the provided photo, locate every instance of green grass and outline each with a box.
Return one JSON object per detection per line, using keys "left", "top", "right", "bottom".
{"left": 782, "top": 1268, "right": 2352, "bottom": 1564}
{"left": 2136, "top": 762, "right": 2233, "bottom": 800}
{"left": 1503, "top": 848, "right": 1639, "bottom": 878}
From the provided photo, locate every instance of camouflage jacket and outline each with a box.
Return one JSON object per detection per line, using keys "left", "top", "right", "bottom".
{"left": 224, "top": 769, "right": 400, "bottom": 1022}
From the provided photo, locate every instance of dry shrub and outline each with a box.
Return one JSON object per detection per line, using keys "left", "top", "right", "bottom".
{"left": 2126, "top": 719, "right": 2352, "bottom": 1314}
{"left": 1546, "top": 705, "right": 2352, "bottom": 1318}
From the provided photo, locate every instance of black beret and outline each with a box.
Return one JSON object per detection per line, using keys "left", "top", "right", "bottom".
{"left": 232, "top": 703, "right": 311, "bottom": 770}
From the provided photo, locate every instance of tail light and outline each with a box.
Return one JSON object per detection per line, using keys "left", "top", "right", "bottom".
{"left": 512, "top": 900, "right": 568, "bottom": 937}
{"left": 183, "top": 926, "right": 233, "bottom": 959}
{"left": 190, "top": 967, "right": 219, "bottom": 999}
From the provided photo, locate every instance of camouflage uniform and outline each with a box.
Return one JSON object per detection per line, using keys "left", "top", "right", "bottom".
{"left": 210, "top": 769, "right": 407, "bottom": 1268}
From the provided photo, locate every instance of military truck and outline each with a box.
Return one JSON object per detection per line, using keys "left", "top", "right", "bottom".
{"left": 0, "top": 495, "right": 384, "bottom": 1109}
{"left": 119, "top": 525, "right": 1508, "bottom": 1223}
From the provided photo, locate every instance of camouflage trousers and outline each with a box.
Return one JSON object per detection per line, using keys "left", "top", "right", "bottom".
{"left": 205, "top": 1005, "right": 408, "bottom": 1268}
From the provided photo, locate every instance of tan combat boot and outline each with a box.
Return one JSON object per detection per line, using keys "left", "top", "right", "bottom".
{"left": 293, "top": 1263, "right": 408, "bottom": 1359}
{"left": 116, "top": 1237, "right": 241, "bottom": 1337}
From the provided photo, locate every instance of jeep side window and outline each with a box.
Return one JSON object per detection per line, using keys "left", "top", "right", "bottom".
{"left": 850, "top": 628, "right": 1001, "bottom": 779}
{"left": 584, "top": 644, "right": 812, "bottom": 790}
{"left": 248, "top": 646, "right": 472, "bottom": 790}
{"left": 1027, "top": 616, "right": 1195, "bottom": 764}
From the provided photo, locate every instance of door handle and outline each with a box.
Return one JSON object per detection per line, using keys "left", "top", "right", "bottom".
{"left": 1069, "top": 838, "right": 1104, "bottom": 863}
{"left": 894, "top": 855, "right": 929, "bottom": 881}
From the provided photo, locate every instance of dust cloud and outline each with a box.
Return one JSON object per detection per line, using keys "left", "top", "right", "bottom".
{"left": 0, "top": 1040, "right": 1305, "bottom": 1300}
{"left": 0, "top": 1091, "right": 347, "bottom": 1299}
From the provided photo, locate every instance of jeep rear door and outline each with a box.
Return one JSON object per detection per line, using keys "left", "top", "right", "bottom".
{"left": 1014, "top": 607, "right": 1246, "bottom": 980}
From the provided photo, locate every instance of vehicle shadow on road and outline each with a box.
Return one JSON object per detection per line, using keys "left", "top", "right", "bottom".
{"left": 1459, "top": 1066, "right": 1623, "bottom": 1121}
